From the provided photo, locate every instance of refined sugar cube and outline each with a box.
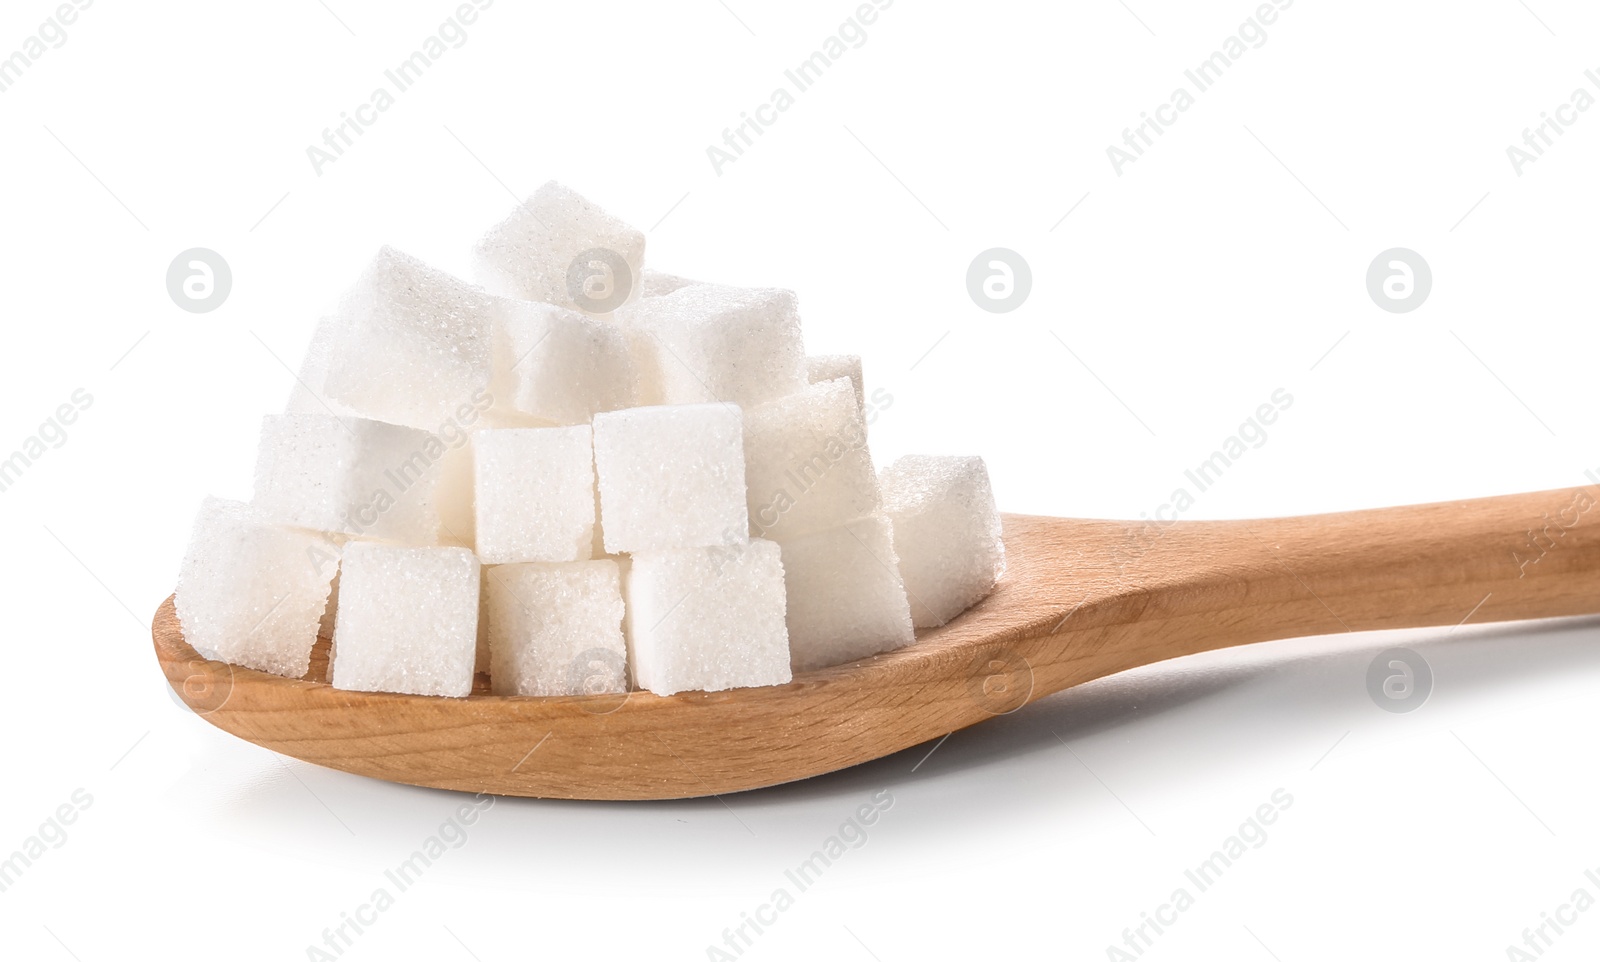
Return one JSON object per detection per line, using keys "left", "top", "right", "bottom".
{"left": 484, "top": 560, "right": 627, "bottom": 696}
{"left": 425, "top": 404, "right": 561, "bottom": 550}
{"left": 778, "top": 514, "right": 914, "bottom": 672}
{"left": 285, "top": 318, "right": 357, "bottom": 418}
{"left": 805, "top": 354, "right": 865, "bottom": 414}
{"left": 331, "top": 543, "right": 480, "bottom": 696}
{"left": 614, "top": 554, "right": 635, "bottom": 684}
{"left": 491, "top": 299, "right": 635, "bottom": 425}
{"left": 639, "top": 269, "right": 699, "bottom": 298}
{"left": 623, "top": 284, "right": 806, "bottom": 407}
{"left": 253, "top": 413, "right": 444, "bottom": 544}
{"left": 472, "top": 181, "right": 647, "bottom": 315}
{"left": 475, "top": 567, "right": 491, "bottom": 674}
{"left": 320, "top": 247, "right": 495, "bottom": 430}
{"left": 744, "top": 378, "right": 880, "bottom": 540}
{"left": 625, "top": 540, "right": 790, "bottom": 695}
{"left": 432, "top": 407, "right": 544, "bottom": 549}
{"left": 589, "top": 479, "right": 607, "bottom": 559}
{"left": 879, "top": 455, "right": 1005, "bottom": 628}
{"left": 473, "top": 426, "right": 596, "bottom": 564}
{"left": 176, "top": 498, "right": 339, "bottom": 678}
{"left": 593, "top": 404, "right": 748, "bottom": 554}
{"left": 434, "top": 439, "right": 476, "bottom": 548}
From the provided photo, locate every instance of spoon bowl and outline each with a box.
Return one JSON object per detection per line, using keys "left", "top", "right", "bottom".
{"left": 153, "top": 487, "right": 1600, "bottom": 799}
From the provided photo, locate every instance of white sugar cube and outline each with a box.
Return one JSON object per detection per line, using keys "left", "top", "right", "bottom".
{"left": 330, "top": 543, "right": 480, "bottom": 697}
{"left": 253, "top": 413, "right": 444, "bottom": 544}
{"left": 805, "top": 354, "right": 864, "bottom": 414}
{"left": 639, "top": 269, "right": 699, "bottom": 298}
{"left": 623, "top": 284, "right": 806, "bottom": 407}
{"left": 285, "top": 318, "right": 357, "bottom": 418}
{"left": 589, "top": 479, "right": 607, "bottom": 559}
{"left": 625, "top": 540, "right": 790, "bottom": 695}
{"left": 473, "top": 426, "right": 596, "bottom": 564}
{"left": 433, "top": 407, "right": 557, "bottom": 550}
{"left": 491, "top": 298, "right": 635, "bottom": 425}
{"left": 472, "top": 181, "right": 646, "bottom": 315}
{"left": 744, "top": 378, "right": 880, "bottom": 540}
{"left": 434, "top": 439, "right": 476, "bottom": 548}
{"left": 320, "top": 247, "right": 495, "bottom": 430}
{"left": 593, "top": 404, "right": 748, "bottom": 554}
{"left": 778, "top": 514, "right": 914, "bottom": 672}
{"left": 484, "top": 560, "right": 626, "bottom": 696}
{"left": 176, "top": 498, "right": 339, "bottom": 678}
{"left": 475, "top": 567, "right": 491, "bottom": 674}
{"left": 879, "top": 455, "right": 1006, "bottom": 628}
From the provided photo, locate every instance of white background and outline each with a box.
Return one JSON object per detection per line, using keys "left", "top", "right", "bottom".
{"left": 2, "top": 0, "right": 1598, "bottom": 958}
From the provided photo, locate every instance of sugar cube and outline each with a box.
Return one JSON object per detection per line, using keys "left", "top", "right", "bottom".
{"left": 805, "top": 354, "right": 865, "bottom": 414}
{"left": 639, "top": 269, "right": 699, "bottom": 298}
{"left": 879, "top": 455, "right": 1006, "bottom": 628}
{"left": 589, "top": 477, "right": 607, "bottom": 559}
{"left": 744, "top": 378, "right": 880, "bottom": 540}
{"left": 778, "top": 514, "right": 914, "bottom": 672}
{"left": 285, "top": 318, "right": 357, "bottom": 418}
{"left": 625, "top": 540, "right": 790, "bottom": 695}
{"left": 472, "top": 181, "right": 646, "bottom": 315}
{"left": 176, "top": 498, "right": 339, "bottom": 678}
{"left": 433, "top": 407, "right": 556, "bottom": 549}
{"left": 484, "top": 560, "right": 627, "bottom": 696}
{"left": 475, "top": 566, "right": 491, "bottom": 674}
{"left": 491, "top": 298, "right": 635, "bottom": 425}
{"left": 331, "top": 542, "right": 480, "bottom": 697}
{"left": 320, "top": 247, "right": 495, "bottom": 430}
{"left": 434, "top": 439, "right": 476, "bottom": 549}
{"left": 614, "top": 554, "right": 635, "bottom": 684}
{"left": 473, "top": 426, "right": 596, "bottom": 564}
{"left": 252, "top": 413, "right": 444, "bottom": 544}
{"left": 593, "top": 404, "right": 748, "bottom": 554}
{"left": 623, "top": 284, "right": 806, "bottom": 407}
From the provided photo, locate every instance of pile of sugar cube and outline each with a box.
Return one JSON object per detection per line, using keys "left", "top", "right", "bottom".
{"left": 175, "top": 182, "right": 1005, "bottom": 699}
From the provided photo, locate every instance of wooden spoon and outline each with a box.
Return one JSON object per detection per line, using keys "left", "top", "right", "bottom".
{"left": 152, "top": 486, "right": 1600, "bottom": 800}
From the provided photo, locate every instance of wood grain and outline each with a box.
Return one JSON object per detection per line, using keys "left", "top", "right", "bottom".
{"left": 152, "top": 486, "right": 1600, "bottom": 799}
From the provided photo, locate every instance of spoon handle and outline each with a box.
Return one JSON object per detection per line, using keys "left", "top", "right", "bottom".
{"left": 1017, "top": 487, "right": 1600, "bottom": 697}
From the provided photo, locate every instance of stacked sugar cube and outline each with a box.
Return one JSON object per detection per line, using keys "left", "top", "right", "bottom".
{"left": 174, "top": 180, "right": 1005, "bottom": 700}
